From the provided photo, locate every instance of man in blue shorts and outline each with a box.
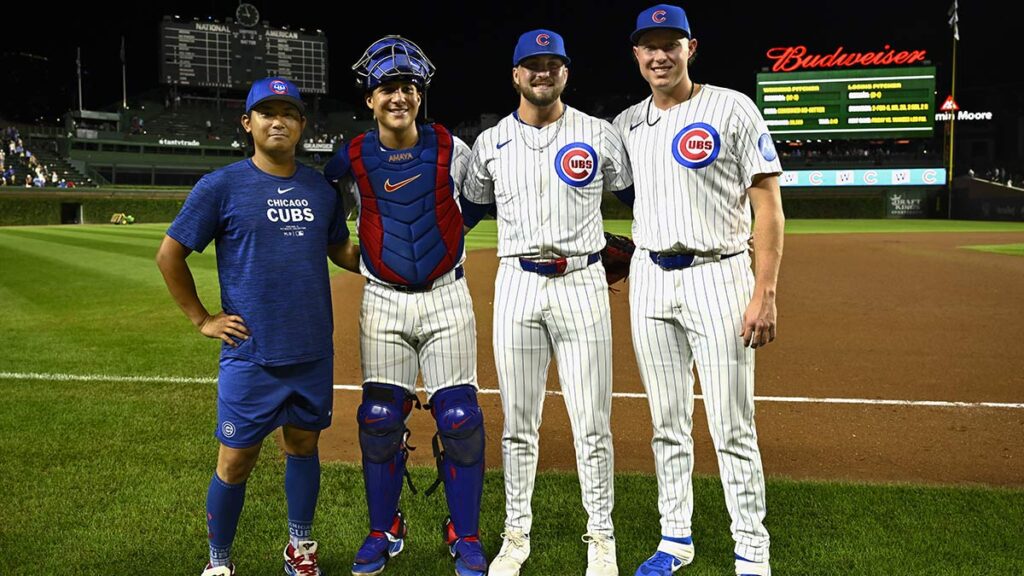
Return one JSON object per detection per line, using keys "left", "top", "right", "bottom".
{"left": 156, "top": 76, "right": 356, "bottom": 576}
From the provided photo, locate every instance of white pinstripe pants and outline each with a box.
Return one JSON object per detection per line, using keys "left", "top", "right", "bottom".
{"left": 359, "top": 276, "right": 477, "bottom": 397}
{"left": 629, "top": 249, "right": 770, "bottom": 562}
{"left": 493, "top": 259, "right": 615, "bottom": 536}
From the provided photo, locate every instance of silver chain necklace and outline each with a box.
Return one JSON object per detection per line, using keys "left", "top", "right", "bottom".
{"left": 516, "top": 107, "right": 566, "bottom": 152}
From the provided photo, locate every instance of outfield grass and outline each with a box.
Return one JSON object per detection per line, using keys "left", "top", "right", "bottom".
{"left": 2, "top": 223, "right": 1023, "bottom": 575}
{"left": 962, "top": 243, "right": 1024, "bottom": 257}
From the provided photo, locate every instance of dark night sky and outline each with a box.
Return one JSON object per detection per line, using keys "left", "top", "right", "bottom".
{"left": 0, "top": 0, "right": 1010, "bottom": 125}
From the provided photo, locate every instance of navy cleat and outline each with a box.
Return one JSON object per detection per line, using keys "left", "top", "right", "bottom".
{"left": 443, "top": 516, "right": 487, "bottom": 576}
{"left": 352, "top": 511, "right": 407, "bottom": 575}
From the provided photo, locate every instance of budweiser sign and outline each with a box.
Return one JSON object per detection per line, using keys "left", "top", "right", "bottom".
{"left": 766, "top": 45, "right": 928, "bottom": 72}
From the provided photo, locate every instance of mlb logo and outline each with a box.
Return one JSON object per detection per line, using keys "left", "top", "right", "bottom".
{"left": 554, "top": 142, "right": 599, "bottom": 187}
{"left": 672, "top": 123, "right": 721, "bottom": 169}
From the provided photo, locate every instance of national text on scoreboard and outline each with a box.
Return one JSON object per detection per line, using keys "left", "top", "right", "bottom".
{"left": 160, "top": 19, "right": 328, "bottom": 95}
{"left": 755, "top": 66, "right": 935, "bottom": 141}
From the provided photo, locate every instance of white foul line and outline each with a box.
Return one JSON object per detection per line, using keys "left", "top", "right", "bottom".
{"left": 4, "top": 372, "right": 1022, "bottom": 410}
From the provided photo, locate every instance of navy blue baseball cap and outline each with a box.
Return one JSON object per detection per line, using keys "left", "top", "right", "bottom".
{"left": 631, "top": 4, "right": 691, "bottom": 44}
{"left": 245, "top": 77, "right": 305, "bottom": 114}
{"left": 513, "top": 29, "right": 571, "bottom": 66}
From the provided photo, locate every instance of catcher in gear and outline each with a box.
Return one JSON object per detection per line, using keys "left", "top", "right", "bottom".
{"left": 323, "top": 36, "right": 488, "bottom": 576}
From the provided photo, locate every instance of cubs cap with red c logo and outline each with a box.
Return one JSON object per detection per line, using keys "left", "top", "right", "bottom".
{"left": 631, "top": 4, "right": 691, "bottom": 44}
{"left": 513, "top": 29, "right": 571, "bottom": 66}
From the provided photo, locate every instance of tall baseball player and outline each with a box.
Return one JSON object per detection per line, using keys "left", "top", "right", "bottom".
{"left": 462, "top": 29, "right": 632, "bottom": 576}
{"left": 157, "top": 77, "right": 353, "bottom": 576}
{"left": 613, "top": 5, "right": 785, "bottom": 576}
{"left": 323, "top": 36, "right": 488, "bottom": 576}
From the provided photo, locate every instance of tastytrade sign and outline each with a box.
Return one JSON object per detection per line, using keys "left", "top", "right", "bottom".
{"left": 765, "top": 45, "right": 927, "bottom": 72}
{"left": 779, "top": 168, "right": 946, "bottom": 187}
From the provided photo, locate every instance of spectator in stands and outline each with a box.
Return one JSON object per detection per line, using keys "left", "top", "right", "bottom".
{"left": 24, "top": 174, "right": 33, "bottom": 187}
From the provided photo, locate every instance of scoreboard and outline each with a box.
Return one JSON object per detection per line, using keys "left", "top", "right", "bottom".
{"left": 160, "top": 19, "right": 328, "bottom": 94}
{"left": 755, "top": 66, "right": 935, "bottom": 140}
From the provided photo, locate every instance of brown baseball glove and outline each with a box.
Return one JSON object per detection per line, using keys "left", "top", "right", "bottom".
{"left": 601, "top": 232, "right": 636, "bottom": 286}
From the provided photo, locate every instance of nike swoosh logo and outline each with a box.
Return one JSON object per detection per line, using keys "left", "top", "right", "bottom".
{"left": 277, "top": 187, "right": 295, "bottom": 194}
{"left": 496, "top": 139, "right": 512, "bottom": 149}
{"left": 629, "top": 121, "right": 644, "bottom": 131}
{"left": 451, "top": 417, "right": 471, "bottom": 430}
{"left": 383, "top": 174, "right": 422, "bottom": 192}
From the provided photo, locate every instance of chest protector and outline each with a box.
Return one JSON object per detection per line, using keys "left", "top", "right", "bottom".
{"left": 349, "top": 124, "right": 464, "bottom": 286}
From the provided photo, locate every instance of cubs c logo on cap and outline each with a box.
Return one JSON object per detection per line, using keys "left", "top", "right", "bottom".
{"left": 270, "top": 79, "right": 288, "bottom": 94}
{"left": 536, "top": 33, "right": 550, "bottom": 46}
{"left": 652, "top": 9, "right": 667, "bottom": 23}
{"left": 758, "top": 133, "right": 777, "bottom": 162}
{"left": 554, "top": 142, "right": 598, "bottom": 187}
{"left": 672, "top": 123, "right": 720, "bottom": 169}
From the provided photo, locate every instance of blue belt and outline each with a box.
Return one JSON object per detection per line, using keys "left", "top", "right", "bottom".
{"left": 649, "top": 251, "right": 742, "bottom": 271}
{"left": 386, "top": 266, "right": 464, "bottom": 293}
{"left": 519, "top": 253, "right": 600, "bottom": 276}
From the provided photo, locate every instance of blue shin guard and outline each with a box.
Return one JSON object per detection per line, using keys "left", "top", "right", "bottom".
{"left": 428, "top": 385, "right": 485, "bottom": 538}
{"left": 357, "top": 383, "right": 417, "bottom": 531}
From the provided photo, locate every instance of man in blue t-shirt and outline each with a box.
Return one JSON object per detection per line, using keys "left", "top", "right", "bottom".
{"left": 156, "top": 77, "right": 358, "bottom": 576}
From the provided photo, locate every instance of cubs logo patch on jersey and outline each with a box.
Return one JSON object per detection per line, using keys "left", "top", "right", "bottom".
{"left": 672, "top": 122, "right": 720, "bottom": 169}
{"left": 554, "top": 142, "right": 598, "bottom": 187}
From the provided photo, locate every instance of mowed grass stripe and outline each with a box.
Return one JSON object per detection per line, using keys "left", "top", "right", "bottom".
{"left": 0, "top": 228, "right": 220, "bottom": 274}
{"left": 24, "top": 225, "right": 174, "bottom": 248}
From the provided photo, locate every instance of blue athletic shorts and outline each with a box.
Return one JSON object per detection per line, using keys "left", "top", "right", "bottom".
{"left": 215, "top": 356, "right": 334, "bottom": 448}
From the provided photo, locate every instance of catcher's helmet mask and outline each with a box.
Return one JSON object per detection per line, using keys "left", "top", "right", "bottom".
{"left": 353, "top": 35, "right": 436, "bottom": 92}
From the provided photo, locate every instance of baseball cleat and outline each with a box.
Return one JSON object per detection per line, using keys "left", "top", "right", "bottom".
{"left": 635, "top": 536, "right": 694, "bottom": 576}
{"left": 584, "top": 533, "right": 618, "bottom": 576}
{"left": 201, "top": 563, "right": 235, "bottom": 576}
{"left": 488, "top": 529, "right": 530, "bottom": 576}
{"left": 443, "top": 516, "right": 487, "bottom": 576}
{"left": 352, "top": 511, "right": 407, "bottom": 575}
{"left": 284, "top": 540, "right": 321, "bottom": 576}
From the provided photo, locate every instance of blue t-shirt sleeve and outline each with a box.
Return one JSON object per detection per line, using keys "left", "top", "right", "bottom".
{"left": 166, "top": 176, "right": 222, "bottom": 253}
{"left": 323, "top": 146, "right": 351, "bottom": 183}
{"left": 327, "top": 187, "right": 351, "bottom": 245}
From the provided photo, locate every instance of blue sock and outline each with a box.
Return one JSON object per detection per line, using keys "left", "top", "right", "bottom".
{"left": 664, "top": 535, "right": 693, "bottom": 545}
{"left": 207, "top": 472, "right": 247, "bottom": 567}
{"left": 285, "top": 452, "right": 320, "bottom": 546}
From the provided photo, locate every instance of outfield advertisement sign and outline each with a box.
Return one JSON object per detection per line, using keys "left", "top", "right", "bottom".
{"left": 779, "top": 168, "right": 945, "bottom": 188}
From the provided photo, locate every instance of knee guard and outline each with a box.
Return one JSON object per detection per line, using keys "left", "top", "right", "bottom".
{"left": 357, "top": 383, "right": 418, "bottom": 531}
{"left": 426, "top": 385, "right": 485, "bottom": 537}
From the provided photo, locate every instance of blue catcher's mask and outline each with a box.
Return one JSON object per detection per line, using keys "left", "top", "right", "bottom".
{"left": 353, "top": 35, "right": 436, "bottom": 92}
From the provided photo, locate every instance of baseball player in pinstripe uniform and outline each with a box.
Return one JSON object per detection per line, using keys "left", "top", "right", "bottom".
{"left": 462, "top": 29, "right": 632, "bottom": 576}
{"left": 323, "top": 36, "right": 487, "bottom": 576}
{"left": 613, "top": 6, "right": 785, "bottom": 576}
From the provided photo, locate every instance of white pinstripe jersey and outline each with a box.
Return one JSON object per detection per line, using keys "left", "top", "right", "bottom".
{"left": 613, "top": 84, "right": 783, "bottom": 255}
{"left": 463, "top": 105, "right": 632, "bottom": 258}
{"left": 335, "top": 136, "right": 472, "bottom": 282}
